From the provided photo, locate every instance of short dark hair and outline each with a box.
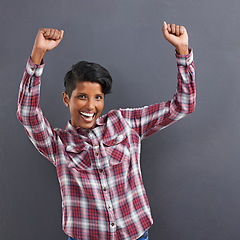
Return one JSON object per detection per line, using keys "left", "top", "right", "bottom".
{"left": 64, "top": 61, "right": 112, "bottom": 98}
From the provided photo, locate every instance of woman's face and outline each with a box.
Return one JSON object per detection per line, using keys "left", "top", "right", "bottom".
{"left": 63, "top": 81, "right": 104, "bottom": 129}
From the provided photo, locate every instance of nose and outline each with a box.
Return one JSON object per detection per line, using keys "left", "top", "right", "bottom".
{"left": 86, "top": 98, "right": 95, "bottom": 110}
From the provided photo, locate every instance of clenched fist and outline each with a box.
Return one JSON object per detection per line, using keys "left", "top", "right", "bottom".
{"left": 162, "top": 22, "right": 189, "bottom": 55}
{"left": 31, "top": 28, "right": 64, "bottom": 65}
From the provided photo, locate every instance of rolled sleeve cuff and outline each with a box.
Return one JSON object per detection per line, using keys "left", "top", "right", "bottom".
{"left": 175, "top": 48, "right": 193, "bottom": 66}
{"left": 26, "top": 57, "right": 45, "bottom": 77}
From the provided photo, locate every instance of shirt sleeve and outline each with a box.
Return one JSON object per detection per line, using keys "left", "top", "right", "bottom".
{"left": 16, "top": 57, "right": 57, "bottom": 165}
{"left": 120, "top": 49, "right": 196, "bottom": 140}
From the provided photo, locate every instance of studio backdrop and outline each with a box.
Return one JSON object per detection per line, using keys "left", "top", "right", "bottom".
{"left": 0, "top": 0, "right": 240, "bottom": 239}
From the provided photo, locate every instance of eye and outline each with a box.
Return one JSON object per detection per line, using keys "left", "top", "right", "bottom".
{"left": 95, "top": 95, "right": 103, "bottom": 100}
{"left": 77, "top": 94, "right": 87, "bottom": 100}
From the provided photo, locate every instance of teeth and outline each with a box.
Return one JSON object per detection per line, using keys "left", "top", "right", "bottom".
{"left": 80, "top": 112, "right": 94, "bottom": 117}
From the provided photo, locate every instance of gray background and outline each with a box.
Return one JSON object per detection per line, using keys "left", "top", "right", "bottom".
{"left": 0, "top": 0, "right": 240, "bottom": 239}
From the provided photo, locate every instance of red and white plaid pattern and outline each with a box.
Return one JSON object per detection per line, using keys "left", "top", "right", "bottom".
{"left": 17, "top": 50, "right": 195, "bottom": 240}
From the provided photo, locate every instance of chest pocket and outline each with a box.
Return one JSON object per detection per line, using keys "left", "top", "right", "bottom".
{"left": 66, "top": 143, "right": 91, "bottom": 170}
{"left": 103, "top": 134, "right": 131, "bottom": 166}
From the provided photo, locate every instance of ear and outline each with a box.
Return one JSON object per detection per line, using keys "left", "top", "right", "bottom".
{"left": 62, "top": 92, "right": 70, "bottom": 107}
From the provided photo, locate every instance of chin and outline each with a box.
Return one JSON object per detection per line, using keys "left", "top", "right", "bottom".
{"left": 78, "top": 122, "right": 95, "bottom": 129}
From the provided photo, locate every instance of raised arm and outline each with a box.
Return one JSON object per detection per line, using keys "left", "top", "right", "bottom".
{"left": 120, "top": 22, "right": 195, "bottom": 139}
{"left": 17, "top": 28, "right": 64, "bottom": 165}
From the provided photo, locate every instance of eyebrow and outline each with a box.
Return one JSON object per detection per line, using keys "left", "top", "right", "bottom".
{"left": 75, "top": 92, "right": 104, "bottom": 96}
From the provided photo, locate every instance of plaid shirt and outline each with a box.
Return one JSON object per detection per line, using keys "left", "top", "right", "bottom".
{"left": 17, "top": 50, "right": 195, "bottom": 240}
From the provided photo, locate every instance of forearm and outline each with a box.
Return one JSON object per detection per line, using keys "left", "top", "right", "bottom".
{"left": 173, "top": 49, "right": 196, "bottom": 115}
{"left": 17, "top": 58, "right": 44, "bottom": 121}
{"left": 120, "top": 49, "right": 195, "bottom": 140}
{"left": 16, "top": 58, "right": 57, "bottom": 163}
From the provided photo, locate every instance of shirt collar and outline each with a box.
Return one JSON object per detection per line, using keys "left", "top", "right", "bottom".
{"left": 65, "top": 116, "right": 106, "bottom": 134}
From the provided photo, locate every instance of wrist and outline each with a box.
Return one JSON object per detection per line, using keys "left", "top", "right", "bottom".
{"left": 176, "top": 45, "right": 189, "bottom": 55}
{"left": 31, "top": 47, "right": 46, "bottom": 65}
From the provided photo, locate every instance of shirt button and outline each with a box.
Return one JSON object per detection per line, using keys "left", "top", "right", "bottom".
{"left": 95, "top": 152, "right": 99, "bottom": 156}
{"left": 103, "top": 187, "right": 107, "bottom": 191}
{"left": 111, "top": 223, "right": 115, "bottom": 227}
{"left": 107, "top": 205, "right": 111, "bottom": 210}
{"left": 99, "top": 169, "right": 103, "bottom": 173}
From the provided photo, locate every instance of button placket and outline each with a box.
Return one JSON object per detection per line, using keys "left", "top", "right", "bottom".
{"left": 105, "top": 199, "right": 113, "bottom": 210}
{"left": 100, "top": 182, "right": 116, "bottom": 234}
{"left": 110, "top": 221, "right": 116, "bottom": 233}
{"left": 89, "top": 130, "right": 117, "bottom": 235}
{"left": 99, "top": 178, "right": 116, "bottom": 234}
{"left": 89, "top": 132, "right": 103, "bottom": 170}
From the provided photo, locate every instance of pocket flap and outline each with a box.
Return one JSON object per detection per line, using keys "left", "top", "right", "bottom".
{"left": 103, "top": 134, "right": 126, "bottom": 146}
{"left": 66, "top": 144, "right": 88, "bottom": 153}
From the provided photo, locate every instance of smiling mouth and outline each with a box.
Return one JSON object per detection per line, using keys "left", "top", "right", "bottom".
{"left": 80, "top": 112, "right": 96, "bottom": 122}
